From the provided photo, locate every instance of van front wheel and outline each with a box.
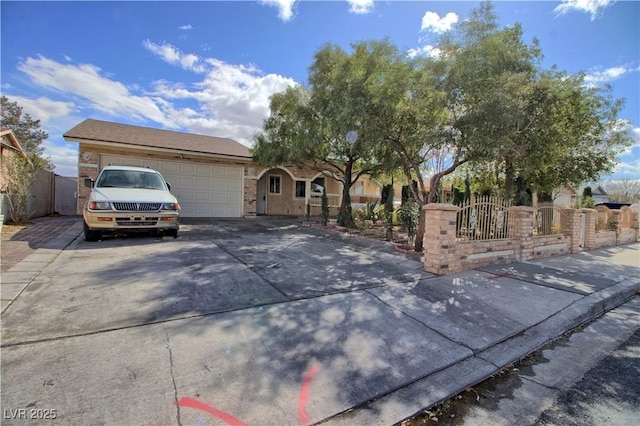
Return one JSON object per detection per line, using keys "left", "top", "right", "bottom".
{"left": 83, "top": 221, "right": 101, "bottom": 242}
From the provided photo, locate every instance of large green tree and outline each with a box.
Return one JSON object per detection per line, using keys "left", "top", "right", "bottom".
{"left": 253, "top": 40, "right": 401, "bottom": 226}
{"left": 426, "top": 2, "right": 542, "bottom": 201}
{"left": 506, "top": 70, "right": 630, "bottom": 196}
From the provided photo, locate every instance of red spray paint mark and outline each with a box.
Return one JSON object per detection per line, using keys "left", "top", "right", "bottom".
{"left": 488, "top": 272, "right": 512, "bottom": 280}
{"left": 175, "top": 397, "right": 247, "bottom": 426}
{"left": 298, "top": 364, "right": 321, "bottom": 425}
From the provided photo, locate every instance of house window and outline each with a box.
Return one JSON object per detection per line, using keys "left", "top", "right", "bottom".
{"left": 269, "top": 175, "right": 281, "bottom": 194}
{"left": 311, "top": 177, "right": 325, "bottom": 196}
{"left": 295, "top": 181, "right": 306, "bottom": 198}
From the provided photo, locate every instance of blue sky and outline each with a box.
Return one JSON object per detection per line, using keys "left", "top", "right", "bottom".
{"left": 1, "top": 0, "right": 638, "bottom": 180}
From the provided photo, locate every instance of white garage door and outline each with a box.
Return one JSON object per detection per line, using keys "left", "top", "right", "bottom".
{"left": 100, "top": 155, "right": 243, "bottom": 217}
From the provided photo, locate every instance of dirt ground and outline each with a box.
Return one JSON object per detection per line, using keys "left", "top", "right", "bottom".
{"left": 1, "top": 224, "right": 27, "bottom": 240}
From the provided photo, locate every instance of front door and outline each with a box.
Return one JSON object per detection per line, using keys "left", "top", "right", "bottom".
{"left": 256, "top": 177, "right": 266, "bottom": 215}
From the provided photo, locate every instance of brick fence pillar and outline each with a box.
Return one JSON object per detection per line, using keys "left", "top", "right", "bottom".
{"left": 423, "top": 203, "right": 459, "bottom": 275}
{"left": 581, "top": 209, "right": 597, "bottom": 249}
{"left": 510, "top": 206, "right": 534, "bottom": 261}
{"left": 562, "top": 208, "right": 581, "bottom": 253}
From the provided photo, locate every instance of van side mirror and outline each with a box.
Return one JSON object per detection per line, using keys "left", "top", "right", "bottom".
{"left": 166, "top": 182, "right": 171, "bottom": 191}
{"left": 84, "top": 178, "right": 94, "bottom": 188}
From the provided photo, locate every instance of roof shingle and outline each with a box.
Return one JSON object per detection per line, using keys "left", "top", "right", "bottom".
{"left": 63, "top": 119, "right": 251, "bottom": 159}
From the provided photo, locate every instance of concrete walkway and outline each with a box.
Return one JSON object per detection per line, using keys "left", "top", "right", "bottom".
{"left": 1, "top": 216, "right": 82, "bottom": 311}
{"left": 0, "top": 218, "right": 638, "bottom": 425}
{"left": 1, "top": 216, "right": 80, "bottom": 272}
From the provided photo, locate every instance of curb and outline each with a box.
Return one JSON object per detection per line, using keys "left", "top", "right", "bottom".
{"left": 320, "top": 279, "right": 640, "bottom": 426}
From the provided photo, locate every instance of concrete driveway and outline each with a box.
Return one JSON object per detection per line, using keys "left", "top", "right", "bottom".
{"left": 2, "top": 218, "right": 638, "bottom": 425}
{"left": 1, "top": 219, "right": 427, "bottom": 345}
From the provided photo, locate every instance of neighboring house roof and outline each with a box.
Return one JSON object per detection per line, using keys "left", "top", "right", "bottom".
{"left": 63, "top": 119, "right": 252, "bottom": 159}
{"left": 576, "top": 183, "right": 608, "bottom": 197}
{"left": 559, "top": 184, "right": 608, "bottom": 197}
{"left": 0, "top": 128, "right": 28, "bottom": 159}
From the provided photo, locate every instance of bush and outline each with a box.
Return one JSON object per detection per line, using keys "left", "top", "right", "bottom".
{"left": 397, "top": 200, "right": 419, "bottom": 243}
{"left": 321, "top": 187, "right": 329, "bottom": 225}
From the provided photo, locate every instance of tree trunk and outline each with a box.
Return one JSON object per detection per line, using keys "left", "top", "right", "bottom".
{"left": 504, "top": 159, "right": 514, "bottom": 201}
{"left": 414, "top": 160, "right": 465, "bottom": 252}
{"left": 414, "top": 205, "right": 427, "bottom": 253}
{"left": 337, "top": 161, "right": 354, "bottom": 227}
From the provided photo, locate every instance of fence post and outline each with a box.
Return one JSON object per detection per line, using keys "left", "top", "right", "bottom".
{"left": 561, "top": 208, "right": 581, "bottom": 253}
{"left": 423, "top": 203, "right": 459, "bottom": 275}
{"left": 581, "top": 209, "right": 597, "bottom": 249}
{"left": 510, "top": 206, "right": 534, "bottom": 261}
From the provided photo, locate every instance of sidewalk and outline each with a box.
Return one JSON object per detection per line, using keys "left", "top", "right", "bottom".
{"left": 0, "top": 219, "right": 638, "bottom": 425}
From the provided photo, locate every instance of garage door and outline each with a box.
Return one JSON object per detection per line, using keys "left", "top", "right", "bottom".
{"left": 100, "top": 155, "right": 243, "bottom": 217}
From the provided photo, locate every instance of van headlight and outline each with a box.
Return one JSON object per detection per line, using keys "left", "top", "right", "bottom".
{"left": 161, "top": 202, "right": 180, "bottom": 211}
{"left": 89, "top": 201, "right": 111, "bottom": 210}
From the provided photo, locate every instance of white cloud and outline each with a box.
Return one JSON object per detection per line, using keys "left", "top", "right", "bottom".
{"left": 17, "top": 56, "right": 167, "bottom": 123}
{"left": 178, "top": 24, "right": 193, "bottom": 30}
{"left": 150, "top": 54, "right": 297, "bottom": 144}
{"left": 261, "top": 0, "right": 296, "bottom": 22}
{"left": 347, "top": 0, "right": 375, "bottom": 15}
{"left": 554, "top": 0, "right": 615, "bottom": 21}
{"left": 584, "top": 64, "right": 638, "bottom": 86}
{"left": 143, "top": 40, "right": 206, "bottom": 73}
{"left": 14, "top": 44, "right": 298, "bottom": 176}
{"left": 42, "top": 141, "right": 78, "bottom": 177}
{"left": 407, "top": 45, "right": 442, "bottom": 59}
{"left": 613, "top": 159, "right": 640, "bottom": 179}
{"left": 420, "top": 11, "right": 458, "bottom": 34}
{"left": 624, "top": 125, "right": 640, "bottom": 153}
{"left": 8, "top": 95, "right": 74, "bottom": 124}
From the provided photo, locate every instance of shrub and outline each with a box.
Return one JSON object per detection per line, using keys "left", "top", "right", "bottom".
{"left": 321, "top": 187, "right": 329, "bottom": 225}
{"left": 397, "top": 200, "right": 419, "bottom": 243}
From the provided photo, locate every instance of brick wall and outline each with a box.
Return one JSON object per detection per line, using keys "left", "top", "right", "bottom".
{"left": 594, "top": 231, "right": 616, "bottom": 248}
{"left": 458, "top": 239, "right": 519, "bottom": 270}
{"left": 530, "top": 234, "right": 571, "bottom": 259}
{"left": 423, "top": 203, "right": 638, "bottom": 275}
{"left": 618, "top": 229, "right": 637, "bottom": 245}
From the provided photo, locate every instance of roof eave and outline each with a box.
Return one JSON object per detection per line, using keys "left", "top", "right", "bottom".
{"left": 64, "top": 136, "right": 253, "bottom": 162}
{"left": 0, "top": 129, "right": 28, "bottom": 159}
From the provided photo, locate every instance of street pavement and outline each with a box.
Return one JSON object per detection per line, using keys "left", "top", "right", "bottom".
{"left": 405, "top": 297, "right": 640, "bottom": 425}
{"left": 1, "top": 217, "right": 639, "bottom": 425}
{"left": 535, "top": 326, "right": 640, "bottom": 426}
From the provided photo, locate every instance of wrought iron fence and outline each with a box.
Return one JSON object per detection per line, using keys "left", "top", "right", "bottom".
{"left": 534, "top": 203, "right": 566, "bottom": 236}
{"left": 456, "top": 195, "right": 515, "bottom": 241}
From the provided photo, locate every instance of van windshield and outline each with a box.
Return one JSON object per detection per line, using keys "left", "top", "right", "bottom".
{"left": 97, "top": 170, "right": 166, "bottom": 190}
